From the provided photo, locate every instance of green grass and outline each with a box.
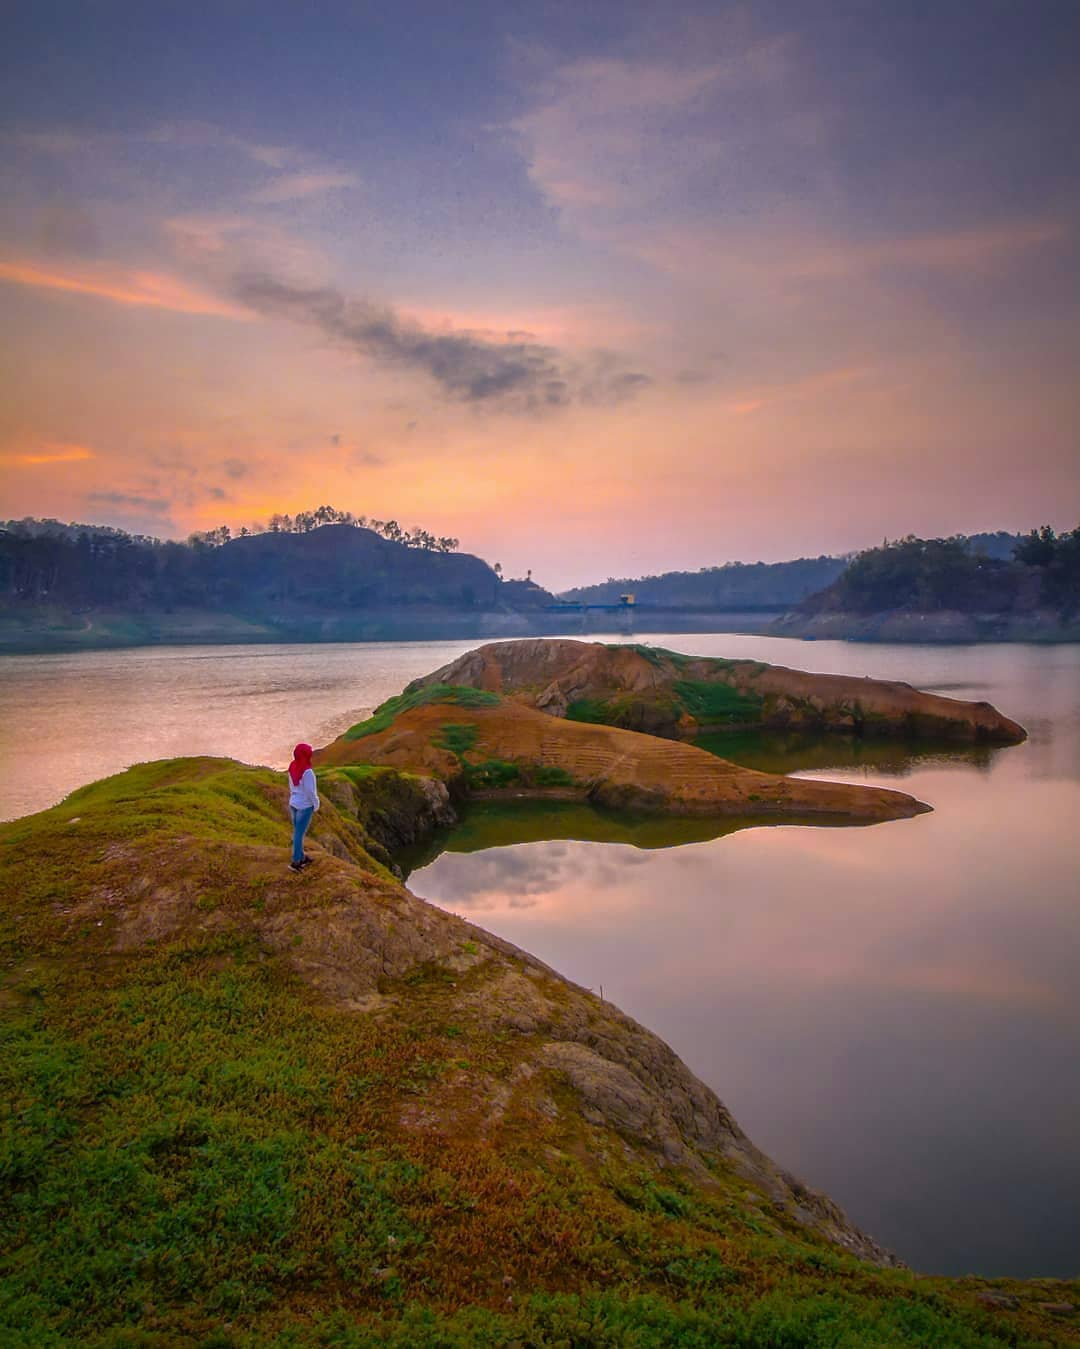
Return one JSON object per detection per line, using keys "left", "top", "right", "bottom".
{"left": 3, "top": 942, "right": 1062, "bottom": 1346}
{"left": 531, "top": 765, "right": 575, "bottom": 787}
{"left": 566, "top": 696, "right": 617, "bottom": 725}
{"left": 434, "top": 723, "right": 479, "bottom": 757}
{"left": 343, "top": 686, "right": 501, "bottom": 741}
{"left": 673, "top": 679, "right": 764, "bottom": 726}
{"left": 462, "top": 758, "right": 521, "bottom": 789}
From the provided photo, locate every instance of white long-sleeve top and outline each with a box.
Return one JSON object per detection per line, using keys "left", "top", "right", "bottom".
{"left": 288, "top": 767, "right": 320, "bottom": 812}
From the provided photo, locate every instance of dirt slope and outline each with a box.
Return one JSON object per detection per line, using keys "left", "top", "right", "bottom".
{"left": 319, "top": 695, "right": 929, "bottom": 822}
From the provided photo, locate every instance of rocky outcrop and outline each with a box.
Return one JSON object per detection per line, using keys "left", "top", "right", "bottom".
{"left": 318, "top": 693, "right": 930, "bottom": 823}
{"left": 413, "top": 638, "right": 1026, "bottom": 742}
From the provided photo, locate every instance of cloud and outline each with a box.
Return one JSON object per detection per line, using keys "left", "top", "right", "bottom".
{"left": 149, "top": 450, "right": 199, "bottom": 478}
{"left": 512, "top": 31, "right": 807, "bottom": 229}
{"left": 8, "top": 120, "right": 303, "bottom": 174}
{"left": 88, "top": 491, "right": 170, "bottom": 512}
{"left": 221, "top": 458, "right": 249, "bottom": 478}
{"left": 249, "top": 171, "right": 358, "bottom": 204}
{"left": 6, "top": 443, "right": 95, "bottom": 465}
{"left": 0, "top": 258, "right": 248, "bottom": 318}
{"left": 779, "top": 220, "right": 1068, "bottom": 281}
{"left": 231, "top": 271, "right": 651, "bottom": 411}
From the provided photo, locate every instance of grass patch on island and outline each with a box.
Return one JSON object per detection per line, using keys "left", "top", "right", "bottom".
{"left": 434, "top": 723, "right": 479, "bottom": 757}
{"left": 566, "top": 697, "right": 617, "bottom": 725}
{"left": 673, "top": 679, "right": 764, "bottom": 726}
{"left": 344, "top": 686, "right": 501, "bottom": 741}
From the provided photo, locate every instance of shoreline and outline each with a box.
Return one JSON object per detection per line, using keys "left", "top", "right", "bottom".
{"left": 4, "top": 608, "right": 1080, "bottom": 656}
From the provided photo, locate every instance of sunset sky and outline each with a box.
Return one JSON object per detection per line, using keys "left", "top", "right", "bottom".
{"left": 1, "top": 1, "right": 1077, "bottom": 588}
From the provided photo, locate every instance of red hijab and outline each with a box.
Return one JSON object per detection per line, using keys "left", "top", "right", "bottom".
{"left": 288, "top": 743, "right": 313, "bottom": 786}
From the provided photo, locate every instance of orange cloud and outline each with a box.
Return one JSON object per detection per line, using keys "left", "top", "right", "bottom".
{"left": 6, "top": 442, "right": 95, "bottom": 466}
{"left": 0, "top": 259, "right": 247, "bottom": 318}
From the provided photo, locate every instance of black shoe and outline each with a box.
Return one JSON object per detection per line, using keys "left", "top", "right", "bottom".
{"left": 289, "top": 860, "right": 304, "bottom": 872}
{"left": 300, "top": 854, "right": 314, "bottom": 867}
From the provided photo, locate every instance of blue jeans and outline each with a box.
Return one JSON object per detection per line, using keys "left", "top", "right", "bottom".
{"left": 290, "top": 806, "right": 314, "bottom": 863}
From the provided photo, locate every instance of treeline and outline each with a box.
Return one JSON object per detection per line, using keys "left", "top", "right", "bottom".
{"left": 802, "top": 528, "right": 1080, "bottom": 615}
{"left": 560, "top": 556, "right": 848, "bottom": 608}
{"left": 190, "top": 505, "right": 459, "bottom": 553}
{"left": 0, "top": 513, "right": 482, "bottom": 612}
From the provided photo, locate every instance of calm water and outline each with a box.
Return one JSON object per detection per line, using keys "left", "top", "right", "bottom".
{"left": 1, "top": 634, "right": 1078, "bottom": 1276}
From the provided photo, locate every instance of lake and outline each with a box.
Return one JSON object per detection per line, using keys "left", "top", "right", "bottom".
{"left": 1, "top": 633, "right": 1077, "bottom": 1277}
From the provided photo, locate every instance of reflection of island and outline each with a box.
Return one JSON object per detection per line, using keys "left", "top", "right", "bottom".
{"left": 694, "top": 729, "right": 1002, "bottom": 778}
{"left": 399, "top": 799, "right": 762, "bottom": 877}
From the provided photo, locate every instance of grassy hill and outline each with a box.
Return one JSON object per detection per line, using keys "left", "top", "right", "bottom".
{"left": 2, "top": 754, "right": 1076, "bottom": 1344}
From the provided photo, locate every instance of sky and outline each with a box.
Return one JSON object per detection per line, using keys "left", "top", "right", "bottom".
{"left": 1, "top": 0, "right": 1078, "bottom": 589}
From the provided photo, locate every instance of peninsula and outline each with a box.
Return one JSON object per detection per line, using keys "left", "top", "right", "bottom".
{"left": 2, "top": 647, "right": 1072, "bottom": 1343}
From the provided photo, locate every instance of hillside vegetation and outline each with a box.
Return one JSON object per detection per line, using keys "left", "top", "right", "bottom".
{"left": 560, "top": 557, "right": 847, "bottom": 609}
{"left": 1, "top": 696, "right": 1074, "bottom": 1343}
{"left": 799, "top": 530, "right": 1079, "bottom": 618}
{"left": 0, "top": 519, "right": 498, "bottom": 614}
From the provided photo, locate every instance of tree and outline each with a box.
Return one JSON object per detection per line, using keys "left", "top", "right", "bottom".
{"left": 1014, "top": 526, "right": 1057, "bottom": 568}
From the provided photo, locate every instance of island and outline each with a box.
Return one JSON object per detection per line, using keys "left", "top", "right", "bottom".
{"left": 409, "top": 638, "right": 1027, "bottom": 743}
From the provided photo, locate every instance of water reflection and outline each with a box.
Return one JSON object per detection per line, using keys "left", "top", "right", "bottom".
{"left": 402, "top": 801, "right": 790, "bottom": 878}
{"left": 694, "top": 729, "right": 1001, "bottom": 777}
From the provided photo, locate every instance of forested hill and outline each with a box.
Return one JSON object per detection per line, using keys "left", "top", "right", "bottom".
{"left": 796, "top": 530, "right": 1079, "bottom": 617}
{"left": 0, "top": 521, "right": 500, "bottom": 612}
{"left": 560, "top": 533, "right": 1027, "bottom": 610}
{"left": 560, "top": 556, "right": 848, "bottom": 608}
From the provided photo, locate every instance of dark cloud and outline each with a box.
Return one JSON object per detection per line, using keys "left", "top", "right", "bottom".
{"left": 231, "top": 271, "right": 650, "bottom": 413}
{"left": 88, "top": 491, "right": 170, "bottom": 512}
{"left": 149, "top": 450, "right": 198, "bottom": 477}
{"left": 351, "top": 450, "right": 383, "bottom": 467}
{"left": 221, "top": 457, "right": 248, "bottom": 478}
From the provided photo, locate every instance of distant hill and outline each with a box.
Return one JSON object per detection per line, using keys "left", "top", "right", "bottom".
{"left": 4, "top": 518, "right": 1070, "bottom": 650}
{"left": 559, "top": 535, "right": 1028, "bottom": 609}
{"left": 560, "top": 556, "right": 848, "bottom": 609}
{"left": 0, "top": 521, "right": 499, "bottom": 612}
{"left": 772, "top": 530, "right": 1080, "bottom": 642}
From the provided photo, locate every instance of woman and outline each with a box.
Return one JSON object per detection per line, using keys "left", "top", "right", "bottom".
{"left": 287, "top": 742, "right": 319, "bottom": 871}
